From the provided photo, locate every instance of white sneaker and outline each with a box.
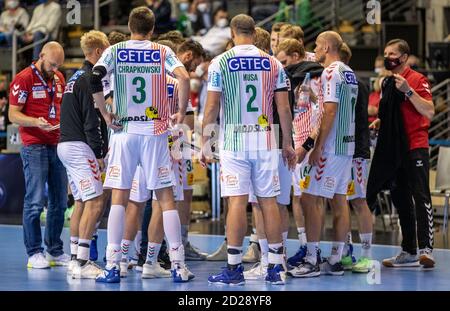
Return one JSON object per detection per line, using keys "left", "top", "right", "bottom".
{"left": 67, "top": 259, "right": 78, "bottom": 274}
{"left": 72, "top": 261, "right": 103, "bottom": 279}
{"left": 172, "top": 263, "right": 195, "bottom": 282}
{"left": 207, "top": 240, "right": 227, "bottom": 261}
{"left": 419, "top": 248, "right": 435, "bottom": 268}
{"left": 142, "top": 262, "right": 171, "bottom": 279}
{"left": 244, "top": 262, "right": 268, "bottom": 280}
{"left": 46, "top": 252, "right": 70, "bottom": 266}
{"left": 27, "top": 253, "right": 50, "bottom": 269}
{"left": 129, "top": 258, "right": 138, "bottom": 269}
{"left": 119, "top": 259, "right": 129, "bottom": 278}
{"left": 242, "top": 240, "right": 260, "bottom": 263}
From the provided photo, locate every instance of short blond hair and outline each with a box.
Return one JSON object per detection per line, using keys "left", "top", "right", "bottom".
{"left": 254, "top": 27, "right": 270, "bottom": 53}
{"left": 277, "top": 38, "right": 305, "bottom": 59}
{"left": 80, "top": 30, "right": 109, "bottom": 56}
{"left": 279, "top": 24, "right": 304, "bottom": 42}
{"left": 339, "top": 42, "right": 352, "bottom": 64}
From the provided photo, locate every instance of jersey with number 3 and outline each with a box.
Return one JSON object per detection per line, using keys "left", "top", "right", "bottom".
{"left": 207, "top": 45, "right": 287, "bottom": 152}
{"left": 95, "top": 40, "right": 183, "bottom": 136}
{"left": 321, "top": 61, "right": 358, "bottom": 156}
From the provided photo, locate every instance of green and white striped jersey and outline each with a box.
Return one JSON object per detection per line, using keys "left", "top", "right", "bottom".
{"left": 95, "top": 40, "right": 183, "bottom": 136}
{"left": 207, "top": 45, "right": 288, "bottom": 152}
{"left": 320, "top": 61, "right": 358, "bottom": 156}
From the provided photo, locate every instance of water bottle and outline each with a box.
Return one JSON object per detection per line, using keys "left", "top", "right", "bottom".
{"left": 298, "top": 72, "right": 311, "bottom": 108}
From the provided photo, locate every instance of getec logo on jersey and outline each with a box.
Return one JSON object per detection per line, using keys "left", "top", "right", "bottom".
{"left": 343, "top": 71, "right": 358, "bottom": 85}
{"left": 117, "top": 49, "right": 161, "bottom": 63}
{"left": 227, "top": 57, "right": 271, "bottom": 72}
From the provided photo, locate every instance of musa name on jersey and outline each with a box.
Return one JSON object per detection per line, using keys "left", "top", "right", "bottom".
{"left": 95, "top": 40, "right": 183, "bottom": 135}
{"left": 320, "top": 61, "right": 358, "bottom": 156}
{"left": 207, "top": 45, "right": 287, "bottom": 152}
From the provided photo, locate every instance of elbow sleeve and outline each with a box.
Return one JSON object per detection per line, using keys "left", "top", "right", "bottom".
{"left": 91, "top": 66, "right": 107, "bottom": 94}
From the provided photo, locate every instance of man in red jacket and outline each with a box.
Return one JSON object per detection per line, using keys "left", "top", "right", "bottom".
{"left": 9, "top": 41, "right": 69, "bottom": 269}
{"left": 372, "top": 39, "right": 435, "bottom": 268}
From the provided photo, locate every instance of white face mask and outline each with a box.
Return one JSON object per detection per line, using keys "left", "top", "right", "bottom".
{"left": 374, "top": 67, "right": 382, "bottom": 74}
{"left": 216, "top": 18, "right": 228, "bottom": 28}
{"left": 195, "top": 65, "right": 205, "bottom": 78}
{"left": 179, "top": 2, "right": 189, "bottom": 12}
{"left": 7, "top": 0, "right": 19, "bottom": 9}
{"left": 197, "top": 3, "right": 208, "bottom": 13}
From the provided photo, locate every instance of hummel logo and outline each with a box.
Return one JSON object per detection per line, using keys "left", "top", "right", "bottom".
{"left": 12, "top": 90, "right": 18, "bottom": 96}
{"left": 13, "top": 84, "right": 19, "bottom": 91}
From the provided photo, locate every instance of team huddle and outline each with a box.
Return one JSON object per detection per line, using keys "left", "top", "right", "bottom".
{"left": 38, "top": 7, "right": 377, "bottom": 285}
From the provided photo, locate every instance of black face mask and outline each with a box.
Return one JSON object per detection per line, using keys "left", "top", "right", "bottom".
{"left": 384, "top": 56, "right": 403, "bottom": 70}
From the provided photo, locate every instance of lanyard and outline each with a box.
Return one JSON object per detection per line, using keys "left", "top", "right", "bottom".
{"left": 31, "top": 63, "right": 55, "bottom": 100}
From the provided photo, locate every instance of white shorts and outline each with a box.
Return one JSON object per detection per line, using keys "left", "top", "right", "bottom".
{"left": 347, "top": 158, "right": 369, "bottom": 201}
{"left": 104, "top": 132, "right": 174, "bottom": 190}
{"left": 300, "top": 152, "right": 352, "bottom": 199}
{"left": 57, "top": 141, "right": 103, "bottom": 202}
{"left": 248, "top": 151, "right": 291, "bottom": 205}
{"left": 182, "top": 159, "right": 194, "bottom": 190}
{"left": 220, "top": 150, "right": 280, "bottom": 198}
{"left": 152, "top": 160, "right": 184, "bottom": 202}
{"left": 129, "top": 165, "right": 152, "bottom": 203}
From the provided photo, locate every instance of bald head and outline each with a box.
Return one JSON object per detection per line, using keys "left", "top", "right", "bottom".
{"left": 38, "top": 41, "right": 65, "bottom": 80}
{"left": 314, "top": 31, "right": 343, "bottom": 65}
{"left": 230, "top": 14, "right": 255, "bottom": 39}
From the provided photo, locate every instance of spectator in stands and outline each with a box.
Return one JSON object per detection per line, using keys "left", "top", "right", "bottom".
{"left": 147, "top": 0, "right": 173, "bottom": 34}
{"left": 374, "top": 55, "right": 384, "bottom": 74}
{"left": 193, "top": 6, "right": 230, "bottom": 56}
{"left": 8, "top": 41, "right": 69, "bottom": 269}
{"left": 189, "top": 0, "right": 212, "bottom": 35}
{"left": 0, "top": 0, "right": 29, "bottom": 47}
{"left": 22, "top": 0, "right": 61, "bottom": 60}
{"left": 406, "top": 54, "right": 421, "bottom": 71}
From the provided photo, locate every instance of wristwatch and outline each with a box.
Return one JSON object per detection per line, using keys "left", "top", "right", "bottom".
{"left": 405, "top": 89, "right": 414, "bottom": 97}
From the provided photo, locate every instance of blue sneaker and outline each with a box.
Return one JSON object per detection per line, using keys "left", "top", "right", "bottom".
{"left": 265, "top": 265, "right": 286, "bottom": 285}
{"left": 208, "top": 265, "right": 245, "bottom": 286}
{"left": 89, "top": 234, "right": 98, "bottom": 262}
{"left": 171, "top": 263, "right": 195, "bottom": 283}
{"left": 95, "top": 265, "right": 120, "bottom": 283}
{"left": 287, "top": 245, "right": 307, "bottom": 267}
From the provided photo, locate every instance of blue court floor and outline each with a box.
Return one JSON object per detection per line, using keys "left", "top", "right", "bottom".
{"left": 1, "top": 224, "right": 449, "bottom": 291}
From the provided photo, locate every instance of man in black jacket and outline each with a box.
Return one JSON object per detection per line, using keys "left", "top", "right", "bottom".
{"left": 57, "top": 30, "right": 110, "bottom": 279}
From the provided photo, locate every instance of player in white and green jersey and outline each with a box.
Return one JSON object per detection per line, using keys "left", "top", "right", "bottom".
{"left": 202, "top": 14, "right": 296, "bottom": 286}
{"left": 90, "top": 7, "right": 194, "bottom": 283}
{"left": 289, "top": 31, "right": 358, "bottom": 279}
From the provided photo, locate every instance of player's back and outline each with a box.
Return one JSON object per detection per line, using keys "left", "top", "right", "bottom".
{"left": 102, "top": 40, "right": 180, "bottom": 135}
{"left": 209, "top": 44, "right": 287, "bottom": 152}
